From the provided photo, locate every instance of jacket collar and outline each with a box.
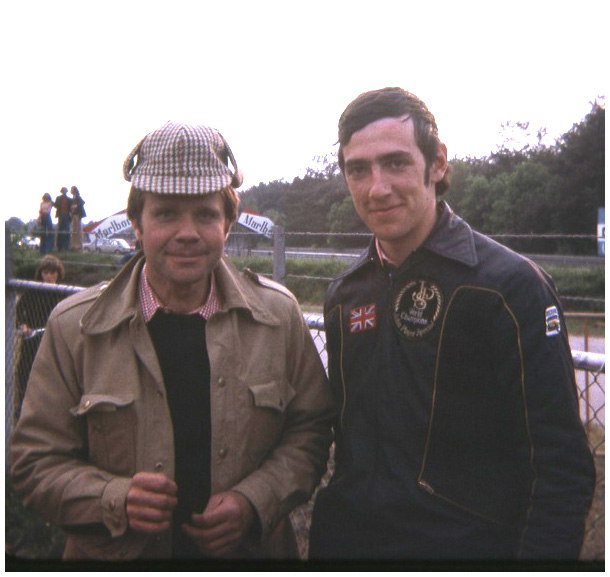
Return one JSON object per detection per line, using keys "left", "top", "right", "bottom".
{"left": 214, "top": 257, "right": 280, "bottom": 326}
{"left": 423, "top": 201, "right": 478, "bottom": 267}
{"left": 340, "top": 201, "right": 478, "bottom": 281}
{"left": 80, "top": 254, "right": 279, "bottom": 335}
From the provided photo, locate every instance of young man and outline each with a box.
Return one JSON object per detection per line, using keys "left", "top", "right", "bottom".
{"left": 11, "top": 122, "right": 334, "bottom": 561}
{"left": 54, "top": 186, "right": 72, "bottom": 251}
{"left": 309, "top": 88, "right": 594, "bottom": 560}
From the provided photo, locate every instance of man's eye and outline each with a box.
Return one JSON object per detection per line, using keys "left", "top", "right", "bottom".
{"left": 347, "top": 165, "right": 367, "bottom": 178}
{"left": 154, "top": 210, "right": 174, "bottom": 220}
{"left": 197, "top": 211, "right": 220, "bottom": 221}
{"left": 387, "top": 158, "right": 408, "bottom": 170}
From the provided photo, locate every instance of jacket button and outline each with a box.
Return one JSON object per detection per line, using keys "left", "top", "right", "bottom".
{"left": 109, "top": 499, "right": 116, "bottom": 511}
{"left": 155, "top": 462, "right": 164, "bottom": 471}
{"left": 218, "top": 448, "right": 227, "bottom": 458}
{"left": 218, "top": 377, "right": 225, "bottom": 388}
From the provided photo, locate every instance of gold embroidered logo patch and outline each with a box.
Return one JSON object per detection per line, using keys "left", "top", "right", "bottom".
{"left": 393, "top": 280, "right": 443, "bottom": 338}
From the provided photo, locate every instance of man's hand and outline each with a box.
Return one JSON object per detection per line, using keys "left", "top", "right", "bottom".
{"left": 182, "top": 491, "right": 255, "bottom": 557}
{"left": 126, "top": 472, "right": 178, "bottom": 534}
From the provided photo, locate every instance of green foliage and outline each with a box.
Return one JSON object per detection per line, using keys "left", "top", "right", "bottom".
{"left": 10, "top": 247, "right": 123, "bottom": 287}
{"left": 445, "top": 101, "right": 605, "bottom": 253}
{"left": 6, "top": 217, "right": 26, "bottom": 233}
{"left": 327, "top": 196, "right": 369, "bottom": 248}
{"left": 229, "top": 256, "right": 351, "bottom": 307}
{"left": 458, "top": 174, "right": 495, "bottom": 231}
{"left": 229, "top": 256, "right": 603, "bottom": 312}
{"left": 544, "top": 265, "right": 605, "bottom": 311}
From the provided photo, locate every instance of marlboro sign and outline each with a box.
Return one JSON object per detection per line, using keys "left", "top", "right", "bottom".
{"left": 84, "top": 209, "right": 132, "bottom": 240}
{"left": 237, "top": 209, "right": 274, "bottom": 238}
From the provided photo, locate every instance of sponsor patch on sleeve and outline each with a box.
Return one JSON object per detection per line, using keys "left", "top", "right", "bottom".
{"left": 545, "top": 306, "right": 562, "bottom": 337}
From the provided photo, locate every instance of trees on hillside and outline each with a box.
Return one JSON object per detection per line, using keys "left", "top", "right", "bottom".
{"left": 238, "top": 101, "right": 604, "bottom": 254}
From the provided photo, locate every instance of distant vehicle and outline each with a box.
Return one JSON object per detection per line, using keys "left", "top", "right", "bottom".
{"left": 83, "top": 237, "right": 132, "bottom": 254}
{"left": 17, "top": 236, "right": 41, "bottom": 248}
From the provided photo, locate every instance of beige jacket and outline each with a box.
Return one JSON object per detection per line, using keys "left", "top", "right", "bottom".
{"left": 10, "top": 255, "right": 334, "bottom": 560}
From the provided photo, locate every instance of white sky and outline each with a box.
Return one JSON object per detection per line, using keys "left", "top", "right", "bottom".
{"left": 2, "top": 0, "right": 607, "bottom": 224}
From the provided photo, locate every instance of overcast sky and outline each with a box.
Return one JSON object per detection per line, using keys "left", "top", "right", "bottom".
{"left": 2, "top": 0, "right": 606, "bottom": 224}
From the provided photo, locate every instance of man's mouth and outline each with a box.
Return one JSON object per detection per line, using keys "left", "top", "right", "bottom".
{"left": 370, "top": 205, "right": 401, "bottom": 215}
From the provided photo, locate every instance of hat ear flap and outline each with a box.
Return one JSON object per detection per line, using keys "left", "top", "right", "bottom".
{"left": 231, "top": 169, "right": 244, "bottom": 189}
{"left": 123, "top": 136, "right": 146, "bottom": 182}
{"left": 220, "top": 135, "right": 243, "bottom": 188}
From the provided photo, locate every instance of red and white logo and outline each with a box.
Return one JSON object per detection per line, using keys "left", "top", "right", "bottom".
{"left": 349, "top": 303, "right": 377, "bottom": 333}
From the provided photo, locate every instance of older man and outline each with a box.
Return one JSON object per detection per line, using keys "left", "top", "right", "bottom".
{"left": 11, "top": 122, "right": 333, "bottom": 561}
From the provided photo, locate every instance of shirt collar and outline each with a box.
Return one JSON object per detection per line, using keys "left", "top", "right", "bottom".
{"left": 375, "top": 237, "right": 399, "bottom": 268}
{"left": 138, "top": 263, "right": 221, "bottom": 322}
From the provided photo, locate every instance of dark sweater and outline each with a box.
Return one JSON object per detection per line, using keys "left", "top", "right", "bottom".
{"left": 147, "top": 311, "right": 211, "bottom": 558}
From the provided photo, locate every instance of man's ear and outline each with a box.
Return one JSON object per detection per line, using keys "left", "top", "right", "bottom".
{"left": 132, "top": 220, "right": 143, "bottom": 243}
{"left": 430, "top": 143, "right": 448, "bottom": 184}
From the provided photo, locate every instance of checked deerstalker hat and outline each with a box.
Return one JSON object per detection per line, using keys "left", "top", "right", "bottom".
{"left": 123, "top": 121, "right": 243, "bottom": 195}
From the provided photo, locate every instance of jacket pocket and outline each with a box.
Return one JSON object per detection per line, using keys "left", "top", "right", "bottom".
{"left": 245, "top": 380, "right": 296, "bottom": 465}
{"left": 70, "top": 394, "right": 137, "bottom": 476}
{"left": 249, "top": 380, "right": 296, "bottom": 412}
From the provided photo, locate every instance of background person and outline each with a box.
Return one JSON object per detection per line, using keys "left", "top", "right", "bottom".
{"left": 54, "top": 186, "right": 72, "bottom": 251}
{"left": 38, "top": 193, "right": 55, "bottom": 254}
{"left": 14, "top": 255, "right": 66, "bottom": 418}
{"left": 309, "top": 87, "right": 595, "bottom": 561}
{"left": 10, "top": 122, "right": 333, "bottom": 561}
{"left": 70, "top": 186, "right": 86, "bottom": 250}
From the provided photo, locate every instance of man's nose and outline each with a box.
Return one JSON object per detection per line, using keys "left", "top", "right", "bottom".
{"left": 175, "top": 214, "right": 200, "bottom": 240}
{"left": 369, "top": 165, "right": 391, "bottom": 199}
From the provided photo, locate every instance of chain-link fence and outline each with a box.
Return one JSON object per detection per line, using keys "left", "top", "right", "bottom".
{"left": 5, "top": 280, "right": 605, "bottom": 560}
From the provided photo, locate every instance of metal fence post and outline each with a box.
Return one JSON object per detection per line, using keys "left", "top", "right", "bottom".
{"left": 273, "top": 225, "right": 286, "bottom": 284}
{"left": 5, "top": 227, "right": 17, "bottom": 461}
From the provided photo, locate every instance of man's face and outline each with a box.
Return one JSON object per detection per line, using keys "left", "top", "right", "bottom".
{"left": 342, "top": 116, "right": 447, "bottom": 262}
{"left": 133, "top": 192, "right": 229, "bottom": 294}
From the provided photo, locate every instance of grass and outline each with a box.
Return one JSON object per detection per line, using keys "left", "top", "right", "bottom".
{"left": 565, "top": 315, "right": 605, "bottom": 339}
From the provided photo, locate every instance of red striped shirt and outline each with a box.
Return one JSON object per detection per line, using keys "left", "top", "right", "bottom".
{"left": 138, "top": 264, "right": 220, "bottom": 322}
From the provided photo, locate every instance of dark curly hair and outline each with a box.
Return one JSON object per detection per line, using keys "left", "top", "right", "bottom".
{"left": 338, "top": 87, "right": 451, "bottom": 197}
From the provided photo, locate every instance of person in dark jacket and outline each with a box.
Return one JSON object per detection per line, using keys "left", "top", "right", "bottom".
{"left": 309, "top": 87, "right": 595, "bottom": 561}
{"left": 54, "top": 186, "right": 72, "bottom": 251}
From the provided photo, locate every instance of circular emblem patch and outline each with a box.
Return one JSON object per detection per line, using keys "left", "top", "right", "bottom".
{"left": 393, "top": 279, "right": 443, "bottom": 338}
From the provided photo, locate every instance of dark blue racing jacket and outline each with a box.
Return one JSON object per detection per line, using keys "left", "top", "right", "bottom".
{"left": 310, "top": 202, "right": 594, "bottom": 560}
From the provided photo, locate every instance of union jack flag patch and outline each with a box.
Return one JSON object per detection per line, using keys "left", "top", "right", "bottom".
{"left": 350, "top": 303, "right": 377, "bottom": 333}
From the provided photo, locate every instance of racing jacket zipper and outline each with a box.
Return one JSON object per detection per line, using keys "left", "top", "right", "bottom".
{"left": 418, "top": 479, "right": 435, "bottom": 495}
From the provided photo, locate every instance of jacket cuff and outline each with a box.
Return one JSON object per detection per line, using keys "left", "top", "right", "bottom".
{"left": 231, "top": 477, "right": 280, "bottom": 543}
{"left": 101, "top": 477, "right": 132, "bottom": 538}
